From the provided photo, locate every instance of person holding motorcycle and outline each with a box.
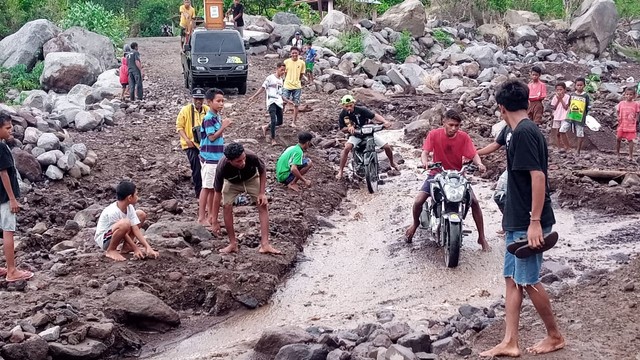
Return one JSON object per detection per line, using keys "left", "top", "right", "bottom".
{"left": 335, "top": 95, "right": 398, "bottom": 180}
{"left": 405, "top": 110, "right": 490, "bottom": 251}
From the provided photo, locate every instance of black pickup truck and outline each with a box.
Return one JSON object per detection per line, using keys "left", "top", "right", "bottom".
{"left": 181, "top": 28, "right": 249, "bottom": 94}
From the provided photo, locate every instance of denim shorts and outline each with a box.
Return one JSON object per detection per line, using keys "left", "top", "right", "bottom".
{"left": 504, "top": 226, "right": 552, "bottom": 286}
{"left": 282, "top": 158, "right": 309, "bottom": 185}
{"left": 282, "top": 88, "right": 301, "bottom": 106}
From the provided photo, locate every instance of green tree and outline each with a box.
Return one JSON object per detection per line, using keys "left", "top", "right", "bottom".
{"left": 61, "top": 1, "right": 129, "bottom": 47}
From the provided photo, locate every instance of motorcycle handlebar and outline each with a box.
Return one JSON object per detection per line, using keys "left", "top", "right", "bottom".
{"left": 353, "top": 124, "right": 385, "bottom": 137}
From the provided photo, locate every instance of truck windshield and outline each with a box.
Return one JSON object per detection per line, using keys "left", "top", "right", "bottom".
{"left": 193, "top": 32, "right": 244, "bottom": 53}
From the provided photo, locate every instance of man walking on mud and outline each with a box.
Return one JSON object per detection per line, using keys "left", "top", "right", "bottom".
{"left": 126, "top": 42, "right": 143, "bottom": 101}
{"left": 176, "top": 88, "right": 209, "bottom": 198}
{"left": 480, "top": 80, "right": 565, "bottom": 357}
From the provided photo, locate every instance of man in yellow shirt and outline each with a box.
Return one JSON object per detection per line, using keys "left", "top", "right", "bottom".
{"left": 176, "top": 88, "right": 209, "bottom": 197}
{"left": 180, "top": 0, "right": 196, "bottom": 48}
{"left": 283, "top": 47, "right": 306, "bottom": 127}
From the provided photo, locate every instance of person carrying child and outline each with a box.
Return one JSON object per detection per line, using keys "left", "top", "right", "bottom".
{"left": 94, "top": 181, "right": 159, "bottom": 262}
{"left": 559, "top": 77, "right": 590, "bottom": 155}
{"left": 616, "top": 86, "right": 640, "bottom": 160}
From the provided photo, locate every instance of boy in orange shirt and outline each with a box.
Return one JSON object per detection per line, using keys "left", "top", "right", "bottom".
{"left": 616, "top": 87, "right": 640, "bottom": 160}
{"left": 527, "top": 66, "right": 547, "bottom": 125}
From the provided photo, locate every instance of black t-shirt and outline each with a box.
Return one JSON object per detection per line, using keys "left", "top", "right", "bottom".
{"left": 503, "top": 119, "right": 555, "bottom": 231}
{"left": 126, "top": 50, "right": 141, "bottom": 73}
{"left": 338, "top": 106, "right": 376, "bottom": 129}
{"left": 232, "top": 4, "right": 244, "bottom": 27}
{"left": 214, "top": 152, "right": 265, "bottom": 192}
{"left": 496, "top": 125, "right": 511, "bottom": 146}
{"left": 0, "top": 143, "right": 20, "bottom": 203}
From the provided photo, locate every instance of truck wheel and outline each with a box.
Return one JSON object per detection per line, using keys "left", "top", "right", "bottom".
{"left": 238, "top": 82, "right": 247, "bottom": 95}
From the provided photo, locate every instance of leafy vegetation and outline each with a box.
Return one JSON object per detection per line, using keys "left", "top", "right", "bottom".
{"left": 339, "top": 32, "right": 364, "bottom": 53}
{"left": 394, "top": 31, "right": 412, "bottom": 63}
{"left": 585, "top": 74, "right": 601, "bottom": 94}
{"left": 615, "top": 0, "right": 640, "bottom": 20}
{"left": 432, "top": 28, "right": 453, "bottom": 46}
{"left": 135, "top": 0, "right": 177, "bottom": 37}
{"left": 61, "top": 1, "right": 129, "bottom": 47}
{"left": 0, "top": 62, "right": 44, "bottom": 103}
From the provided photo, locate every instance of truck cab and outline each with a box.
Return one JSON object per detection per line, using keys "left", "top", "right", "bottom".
{"left": 181, "top": 28, "right": 249, "bottom": 94}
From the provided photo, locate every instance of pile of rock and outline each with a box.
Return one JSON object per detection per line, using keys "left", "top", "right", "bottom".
{"left": 252, "top": 303, "right": 502, "bottom": 360}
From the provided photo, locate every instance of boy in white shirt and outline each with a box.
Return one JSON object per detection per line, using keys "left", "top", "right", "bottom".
{"left": 248, "top": 62, "right": 292, "bottom": 145}
{"left": 94, "top": 181, "right": 159, "bottom": 262}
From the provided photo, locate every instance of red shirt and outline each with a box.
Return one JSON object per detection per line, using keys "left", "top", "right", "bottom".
{"left": 618, "top": 101, "right": 640, "bottom": 133}
{"left": 528, "top": 81, "right": 547, "bottom": 101}
{"left": 423, "top": 128, "right": 477, "bottom": 173}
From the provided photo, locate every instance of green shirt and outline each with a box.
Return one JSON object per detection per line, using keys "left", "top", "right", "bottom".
{"left": 276, "top": 144, "right": 304, "bottom": 182}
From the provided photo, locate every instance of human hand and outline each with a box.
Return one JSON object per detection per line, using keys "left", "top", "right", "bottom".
{"left": 527, "top": 221, "right": 544, "bottom": 249}
{"left": 222, "top": 118, "right": 232, "bottom": 128}
{"left": 9, "top": 199, "right": 19, "bottom": 213}
{"left": 348, "top": 126, "right": 355, "bottom": 135}
{"left": 145, "top": 247, "right": 160, "bottom": 259}
{"left": 383, "top": 122, "right": 391, "bottom": 129}
{"left": 304, "top": 179, "right": 311, "bottom": 187}
{"left": 133, "top": 249, "right": 146, "bottom": 260}
{"left": 478, "top": 163, "right": 487, "bottom": 173}
{"left": 257, "top": 194, "right": 268, "bottom": 206}
{"left": 186, "top": 140, "right": 196, "bottom": 148}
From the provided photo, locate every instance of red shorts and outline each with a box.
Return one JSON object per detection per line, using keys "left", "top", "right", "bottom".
{"left": 617, "top": 128, "right": 636, "bottom": 141}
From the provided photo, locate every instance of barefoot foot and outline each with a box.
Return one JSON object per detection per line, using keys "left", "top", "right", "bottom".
{"left": 197, "top": 219, "right": 211, "bottom": 227}
{"left": 258, "top": 244, "right": 282, "bottom": 254}
{"left": 287, "top": 183, "right": 301, "bottom": 192}
{"left": 405, "top": 224, "right": 418, "bottom": 243}
{"left": 105, "top": 250, "right": 126, "bottom": 262}
{"left": 480, "top": 342, "right": 521, "bottom": 358}
{"left": 478, "top": 238, "right": 491, "bottom": 251}
{"left": 526, "top": 336, "right": 565, "bottom": 355}
{"left": 5, "top": 269, "right": 34, "bottom": 282}
{"left": 261, "top": 125, "right": 268, "bottom": 138}
{"left": 335, "top": 171, "right": 343, "bottom": 180}
{"left": 219, "top": 244, "right": 238, "bottom": 254}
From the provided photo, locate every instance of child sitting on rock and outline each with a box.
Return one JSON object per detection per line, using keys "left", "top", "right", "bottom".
{"left": 94, "top": 181, "right": 159, "bottom": 262}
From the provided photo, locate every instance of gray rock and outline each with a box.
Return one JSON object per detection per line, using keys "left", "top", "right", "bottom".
{"left": 51, "top": 263, "right": 69, "bottom": 277}
{"left": 385, "top": 344, "right": 417, "bottom": 360}
{"left": 246, "top": 31, "right": 270, "bottom": 44}
{"left": 361, "top": 58, "right": 381, "bottom": 77}
{"left": 23, "top": 127, "right": 42, "bottom": 145}
{"left": 600, "top": 82, "right": 621, "bottom": 93}
{"left": 363, "top": 32, "right": 385, "bottom": 60}
{"left": 36, "top": 133, "right": 60, "bottom": 151}
{"left": 477, "top": 68, "right": 495, "bottom": 83}
{"left": 383, "top": 322, "right": 411, "bottom": 341}
{"left": 74, "top": 110, "right": 101, "bottom": 132}
{"left": 51, "top": 240, "right": 75, "bottom": 252}
{"left": 0, "top": 336, "right": 49, "bottom": 360}
{"left": 275, "top": 344, "right": 314, "bottom": 360}
{"left": 36, "top": 151, "right": 58, "bottom": 166}
{"left": 0, "top": 19, "right": 60, "bottom": 69}
{"left": 327, "top": 349, "right": 349, "bottom": 360}
{"left": 30, "top": 314, "right": 51, "bottom": 328}
{"left": 71, "top": 143, "right": 88, "bottom": 160}
{"left": 76, "top": 161, "right": 91, "bottom": 176}
{"left": 49, "top": 339, "right": 107, "bottom": 360}
{"left": 38, "top": 326, "right": 60, "bottom": 342}
{"left": 386, "top": 68, "right": 410, "bottom": 87}
{"left": 255, "top": 326, "right": 315, "bottom": 356}
{"left": 86, "top": 323, "right": 114, "bottom": 341}
{"left": 272, "top": 12, "right": 302, "bottom": 25}
{"left": 439, "top": 78, "right": 463, "bottom": 93}
{"left": 57, "top": 152, "right": 76, "bottom": 171}
{"left": 376, "top": 0, "right": 426, "bottom": 37}
{"left": 320, "top": 10, "right": 352, "bottom": 32}
{"left": 397, "top": 332, "right": 431, "bottom": 353}
{"left": 477, "top": 23, "right": 508, "bottom": 43}
{"left": 45, "top": 165, "right": 63, "bottom": 180}
{"left": 399, "top": 63, "right": 429, "bottom": 87}
{"left": 514, "top": 25, "right": 538, "bottom": 43}
{"left": 12, "top": 148, "right": 42, "bottom": 182}
{"left": 568, "top": 0, "right": 619, "bottom": 55}
{"left": 40, "top": 52, "right": 102, "bottom": 93}
{"left": 22, "top": 91, "right": 53, "bottom": 113}
{"left": 272, "top": 24, "right": 301, "bottom": 47}
{"left": 431, "top": 337, "right": 454, "bottom": 354}
{"left": 464, "top": 45, "right": 496, "bottom": 69}
{"left": 459, "top": 304, "right": 483, "bottom": 317}
{"left": 248, "top": 45, "right": 268, "bottom": 56}
{"left": 106, "top": 287, "right": 180, "bottom": 331}
{"left": 505, "top": 9, "right": 541, "bottom": 25}
{"left": 67, "top": 84, "right": 93, "bottom": 107}
{"left": 43, "top": 27, "right": 117, "bottom": 72}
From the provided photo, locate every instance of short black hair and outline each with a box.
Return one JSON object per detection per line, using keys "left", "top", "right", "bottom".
{"left": 130, "top": 42, "right": 138, "bottom": 50}
{"left": 624, "top": 86, "right": 635, "bottom": 93}
{"left": 290, "top": 46, "right": 300, "bottom": 53}
{"left": 205, "top": 88, "right": 224, "bottom": 100}
{"left": 575, "top": 77, "right": 586, "bottom": 85}
{"left": 116, "top": 181, "right": 137, "bottom": 201}
{"left": 531, "top": 66, "right": 543, "bottom": 75}
{"left": 443, "top": 109, "right": 463, "bottom": 123}
{"left": 555, "top": 82, "right": 567, "bottom": 89}
{"left": 298, "top": 131, "right": 314, "bottom": 144}
{"left": 0, "top": 112, "right": 11, "bottom": 126}
{"left": 224, "top": 142, "right": 245, "bottom": 160}
{"left": 496, "top": 80, "right": 530, "bottom": 112}
{"left": 276, "top": 62, "right": 285, "bottom": 68}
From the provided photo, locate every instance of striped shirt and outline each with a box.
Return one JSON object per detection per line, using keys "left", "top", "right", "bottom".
{"left": 199, "top": 111, "right": 224, "bottom": 164}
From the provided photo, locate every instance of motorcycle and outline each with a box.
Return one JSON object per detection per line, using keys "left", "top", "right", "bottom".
{"left": 419, "top": 162, "right": 477, "bottom": 268}
{"left": 351, "top": 124, "right": 385, "bottom": 193}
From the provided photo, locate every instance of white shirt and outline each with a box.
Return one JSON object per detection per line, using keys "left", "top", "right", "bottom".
{"left": 94, "top": 202, "right": 140, "bottom": 247}
{"left": 291, "top": 38, "right": 303, "bottom": 49}
{"left": 262, "top": 74, "right": 284, "bottom": 108}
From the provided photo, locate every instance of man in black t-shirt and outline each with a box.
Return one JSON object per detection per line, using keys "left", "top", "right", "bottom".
{"left": 210, "top": 143, "right": 281, "bottom": 255}
{"left": 227, "top": 0, "right": 245, "bottom": 37}
{"left": 480, "top": 80, "right": 564, "bottom": 358}
{"left": 336, "top": 95, "right": 398, "bottom": 179}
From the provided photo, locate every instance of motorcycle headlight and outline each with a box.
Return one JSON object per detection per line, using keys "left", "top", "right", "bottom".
{"left": 235, "top": 65, "right": 246, "bottom": 70}
{"left": 361, "top": 127, "right": 373, "bottom": 135}
{"left": 443, "top": 184, "right": 465, "bottom": 202}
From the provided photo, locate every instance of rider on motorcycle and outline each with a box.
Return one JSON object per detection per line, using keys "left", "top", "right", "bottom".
{"left": 336, "top": 95, "right": 398, "bottom": 179}
{"left": 405, "top": 110, "right": 490, "bottom": 251}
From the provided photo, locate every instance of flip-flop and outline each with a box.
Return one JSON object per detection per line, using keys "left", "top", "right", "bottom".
{"left": 507, "top": 231, "right": 559, "bottom": 255}
{"left": 513, "top": 232, "right": 559, "bottom": 259}
{"left": 6, "top": 270, "right": 34, "bottom": 282}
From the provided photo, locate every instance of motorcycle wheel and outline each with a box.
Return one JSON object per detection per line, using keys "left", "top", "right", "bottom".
{"left": 444, "top": 220, "right": 462, "bottom": 268}
{"left": 365, "top": 154, "right": 379, "bottom": 193}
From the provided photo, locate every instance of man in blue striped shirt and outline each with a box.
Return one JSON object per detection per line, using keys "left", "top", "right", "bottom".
{"left": 198, "top": 88, "right": 232, "bottom": 226}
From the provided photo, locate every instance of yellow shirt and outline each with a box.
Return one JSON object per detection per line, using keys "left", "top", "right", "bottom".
{"left": 283, "top": 58, "right": 306, "bottom": 90}
{"left": 176, "top": 103, "right": 209, "bottom": 149}
{"left": 180, "top": 5, "right": 196, "bottom": 28}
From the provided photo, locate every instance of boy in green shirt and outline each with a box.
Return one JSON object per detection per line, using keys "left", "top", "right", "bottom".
{"left": 276, "top": 132, "right": 314, "bottom": 192}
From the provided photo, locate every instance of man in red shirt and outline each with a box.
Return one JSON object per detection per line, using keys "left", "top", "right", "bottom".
{"left": 405, "top": 110, "right": 489, "bottom": 251}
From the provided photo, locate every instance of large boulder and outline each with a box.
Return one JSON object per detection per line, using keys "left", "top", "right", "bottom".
{"left": 568, "top": 0, "right": 619, "bottom": 56}
{"left": 43, "top": 27, "right": 118, "bottom": 72}
{"left": 40, "top": 52, "right": 102, "bottom": 93}
{"left": 255, "top": 326, "right": 315, "bottom": 356}
{"left": 376, "top": 0, "right": 426, "bottom": 37}
{"left": 244, "top": 15, "right": 275, "bottom": 33}
{"left": 513, "top": 25, "right": 538, "bottom": 43}
{"left": 245, "top": 30, "right": 270, "bottom": 44}
{"left": 106, "top": 287, "right": 180, "bottom": 331}
{"left": 399, "top": 63, "right": 429, "bottom": 88}
{"left": 313, "top": 36, "right": 343, "bottom": 50}
{"left": 505, "top": 10, "right": 541, "bottom": 25}
{"left": 1, "top": 336, "right": 49, "bottom": 360}
{"left": 320, "top": 10, "right": 352, "bottom": 32}
{"left": 0, "top": 19, "right": 60, "bottom": 69}
{"left": 22, "top": 90, "right": 53, "bottom": 113}
{"left": 463, "top": 45, "right": 496, "bottom": 69}
{"left": 92, "top": 69, "right": 120, "bottom": 89}
{"left": 272, "top": 12, "right": 302, "bottom": 25}
{"left": 49, "top": 340, "right": 107, "bottom": 360}
{"left": 477, "top": 23, "right": 509, "bottom": 44}
{"left": 67, "top": 84, "right": 93, "bottom": 107}
{"left": 272, "top": 24, "right": 301, "bottom": 46}
{"left": 362, "top": 32, "right": 385, "bottom": 60}
{"left": 74, "top": 110, "right": 101, "bottom": 132}
{"left": 11, "top": 148, "right": 42, "bottom": 182}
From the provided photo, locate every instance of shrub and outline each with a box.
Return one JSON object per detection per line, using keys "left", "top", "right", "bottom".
{"left": 394, "top": 31, "right": 412, "bottom": 63}
{"left": 432, "top": 28, "right": 453, "bottom": 46}
{"left": 616, "top": 0, "right": 640, "bottom": 20}
{"left": 339, "top": 32, "right": 364, "bottom": 53}
{"left": 134, "top": 0, "right": 176, "bottom": 37}
{"left": 61, "top": 1, "right": 129, "bottom": 47}
{"left": 585, "top": 74, "right": 601, "bottom": 94}
{"left": 0, "top": 62, "right": 44, "bottom": 102}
